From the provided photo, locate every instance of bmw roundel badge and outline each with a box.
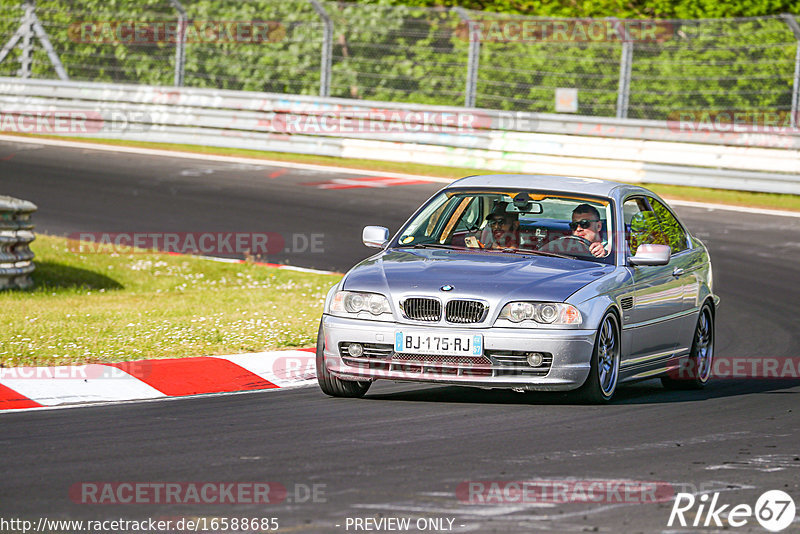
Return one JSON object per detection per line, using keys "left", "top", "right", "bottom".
{"left": 440, "top": 285, "right": 454, "bottom": 291}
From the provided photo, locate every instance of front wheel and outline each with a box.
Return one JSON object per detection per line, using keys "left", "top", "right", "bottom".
{"left": 575, "top": 312, "right": 621, "bottom": 404}
{"left": 661, "top": 303, "right": 714, "bottom": 390}
{"left": 316, "top": 322, "right": 371, "bottom": 398}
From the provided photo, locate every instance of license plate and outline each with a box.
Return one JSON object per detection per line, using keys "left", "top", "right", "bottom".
{"left": 395, "top": 332, "right": 483, "bottom": 356}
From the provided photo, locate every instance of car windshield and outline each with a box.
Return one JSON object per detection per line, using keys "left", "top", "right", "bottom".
{"left": 395, "top": 189, "right": 615, "bottom": 265}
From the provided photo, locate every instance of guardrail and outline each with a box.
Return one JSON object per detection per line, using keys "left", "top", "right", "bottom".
{"left": 0, "top": 195, "right": 36, "bottom": 290}
{"left": 1, "top": 77, "right": 799, "bottom": 194}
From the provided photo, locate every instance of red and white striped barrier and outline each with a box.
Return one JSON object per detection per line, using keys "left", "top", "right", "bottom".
{"left": 0, "top": 348, "right": 317, "bottom": 411}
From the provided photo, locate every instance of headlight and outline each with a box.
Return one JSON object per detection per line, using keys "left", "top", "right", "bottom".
{"left": 330, "top": 291, "right": 393, "bottom": 320}
{"left": 498, "top": 302, "right": 582, "bottom": 325}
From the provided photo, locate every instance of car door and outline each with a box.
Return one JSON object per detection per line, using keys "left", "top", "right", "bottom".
{"left": 648, "top": 197, "right": 701, "bottom": 356}
{"left": 620, "top": 197, "right": 685, "bottom": 377}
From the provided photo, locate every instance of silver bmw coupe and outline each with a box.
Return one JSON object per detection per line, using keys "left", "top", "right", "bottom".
{"left": 317, "top": 175, "right": 719, "bottom": 403}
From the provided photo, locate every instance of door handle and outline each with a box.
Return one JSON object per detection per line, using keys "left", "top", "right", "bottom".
{"left": 672, "top": 267, "right": 685, "bottom": 277}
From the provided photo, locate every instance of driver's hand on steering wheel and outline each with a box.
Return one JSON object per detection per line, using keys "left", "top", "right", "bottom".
{"left": 588, "top": 241, "right": 607, "bottom": 257}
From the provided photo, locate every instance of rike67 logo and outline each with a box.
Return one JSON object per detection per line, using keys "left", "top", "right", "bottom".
{"left": 668, "top": 490, "right": 796, "bottom": 532}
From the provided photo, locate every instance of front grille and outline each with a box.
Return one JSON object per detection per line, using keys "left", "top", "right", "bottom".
{"left": 402, "top": 297, "right": 441, "bottom": 322}
{"left": 393, "top": 353, "right": 492, "bottom": 366}
{"left": 339, "top": 342, "right": 550, "bottom": 378}
{"left": 445, "top": 300, "right": 487, "bottom": 323}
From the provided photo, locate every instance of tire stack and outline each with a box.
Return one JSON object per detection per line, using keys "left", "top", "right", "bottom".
{"left": 0, "top": 196, "right": 37, "bottom": 290}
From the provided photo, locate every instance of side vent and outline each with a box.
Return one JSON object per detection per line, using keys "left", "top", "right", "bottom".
{"left": 620, "top": 296, "right": 634, "bottom": 310}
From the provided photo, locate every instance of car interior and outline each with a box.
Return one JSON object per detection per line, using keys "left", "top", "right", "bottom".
{"left": 447, "top": 194, "right": 609, "bottom": 255}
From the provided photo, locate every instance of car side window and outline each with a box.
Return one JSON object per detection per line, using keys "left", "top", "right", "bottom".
{"left": 623, "top": 197, "right": 668, "bottom": 256}
{"left": 649, "top": 198, "right": 689, "bottom": 254}
{"left": 452, "top": 197, "right": 481, "bottom": 232}
{"left": 424, "top": 197, "right": 459, "bottom": 237}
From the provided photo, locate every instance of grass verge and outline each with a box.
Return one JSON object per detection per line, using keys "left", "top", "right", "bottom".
{"left": 1, "top": 235, "right": 341, "bottom": 368}
{"left": 5, "top": 132, "right": 800, "bottom": 212}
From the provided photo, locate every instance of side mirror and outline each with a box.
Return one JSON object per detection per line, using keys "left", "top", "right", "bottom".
{"left": 628, "top": 244, "right": 671, "bottom": 266}
{"left": 362, "top": 226, "right": 389, "bottom": 248}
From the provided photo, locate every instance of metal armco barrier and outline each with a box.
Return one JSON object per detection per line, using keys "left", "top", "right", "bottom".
{"left": 1, "top": 78, "right": 800, "bottom": 195}
{"left": 0, "top": 195, "right": 36, "bottom": 290}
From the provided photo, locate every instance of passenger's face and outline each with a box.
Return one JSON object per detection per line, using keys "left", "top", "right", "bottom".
{"left": 489, "top": 216, "right": 513, "bottom": 240}
{"left": 571, "top": 212, "right": 602, "bottom": 243}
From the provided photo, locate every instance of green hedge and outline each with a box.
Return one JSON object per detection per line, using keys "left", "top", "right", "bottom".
{"left": 0, "top": 1, "right": 797, "bottom": 119}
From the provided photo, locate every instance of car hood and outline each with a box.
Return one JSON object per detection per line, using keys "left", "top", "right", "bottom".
{"left": 342, "top": 248, "right": 613, "bottom": 303}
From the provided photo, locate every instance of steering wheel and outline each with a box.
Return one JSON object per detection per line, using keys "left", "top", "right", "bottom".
{"left": 538, "top": 235, "right": 593, "bottom": 255}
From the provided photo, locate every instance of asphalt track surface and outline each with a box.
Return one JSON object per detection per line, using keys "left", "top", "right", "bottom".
{"left": 1, "top": 139, "right": 799, "bottom": 533}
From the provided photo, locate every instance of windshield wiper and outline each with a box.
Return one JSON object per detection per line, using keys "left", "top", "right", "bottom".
{"left": 407, "top": 243, "right": 572, "bottom": 260}
{"left": 409, "top": 243, "right": 461, "bottom": 250}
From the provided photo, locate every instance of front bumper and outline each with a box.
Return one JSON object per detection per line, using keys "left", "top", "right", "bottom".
{"left": 321, "top": 314, "right": 595, "bottom": 391}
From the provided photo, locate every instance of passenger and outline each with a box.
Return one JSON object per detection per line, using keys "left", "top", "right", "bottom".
{"left": 485, "top": 202, "right": 520, "bottom": 249}
{"left": 570, "top": 204, "right": 608, "bottom": 258}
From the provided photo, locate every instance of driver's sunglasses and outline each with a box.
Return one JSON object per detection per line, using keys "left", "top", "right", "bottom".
{"left": 489, "top": 217, "right": 510, "bottom": 227}
{"left": 569, "top": 219, "right": 599, "bottom": 230}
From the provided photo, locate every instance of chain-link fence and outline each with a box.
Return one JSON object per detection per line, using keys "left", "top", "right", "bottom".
{"left": 1, "top": 0, "right": 799, "bottom": 121}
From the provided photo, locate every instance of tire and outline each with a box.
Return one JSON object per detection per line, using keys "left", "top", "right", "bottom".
{"left": 576, "top": 312, "right": 621, "bottom": 404}
{"left": 316, "top": 322, "right": 371, "bottom": 398}
{"left": 661, "top": 303, "right": 714, "bottom": 390}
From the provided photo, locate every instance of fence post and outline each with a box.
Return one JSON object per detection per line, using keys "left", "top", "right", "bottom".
{"left": 0, "top": 0, "right": 69, "bottom": 80}
{"left": 30, "top": 11, "right": 69, "bottom": 80}
{"left": 453, "top": 7, "right": 480, "bottom": 108}
{"left": 19, "top": 0, "right": 34, "bottom": 78}
{"left": 612, "top": 18, "right": 633, "bottom": 119}
{"left": 170, "top": 0, "right": 187, "bottom": 87}
{"left": 781, "top": 14, "right": 800, "bottom": 129}
{"left": 309, "top": 0, "right": 333, "bottom": 98}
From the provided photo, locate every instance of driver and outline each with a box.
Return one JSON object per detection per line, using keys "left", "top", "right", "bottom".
{"left": 570, "top": 204, "right": 608, "bottom": 258}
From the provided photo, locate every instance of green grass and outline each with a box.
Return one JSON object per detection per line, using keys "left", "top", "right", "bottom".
{"left": 1, "top": 235, "right": 342, "bottom": 368}
{"left": 639, "top": 183, "right": 800, "bottom": 212}
{"left": 8, "top": 132, "right": 800, "bottom": 212}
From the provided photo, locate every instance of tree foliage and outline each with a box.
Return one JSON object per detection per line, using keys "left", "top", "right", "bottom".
{"left": 359, "top": 0, "right": 800, "bottom": 18}
{"left": 0, "top": 0, "right": 796, "bottom": 119}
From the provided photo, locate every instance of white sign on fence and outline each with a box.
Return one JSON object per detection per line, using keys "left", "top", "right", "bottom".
{"left": 555, "top": 88, "right": 578, "bottom": 113}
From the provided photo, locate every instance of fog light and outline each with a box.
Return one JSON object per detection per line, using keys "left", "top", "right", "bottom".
{"left": 526, "top": 352, "right": 544, "bottom": 367}
{"left": 348, "top": 343, "right": 364, "bottom": 357}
